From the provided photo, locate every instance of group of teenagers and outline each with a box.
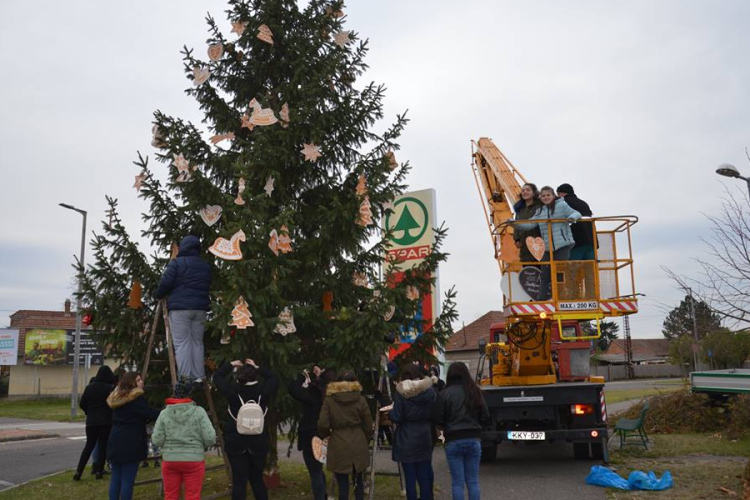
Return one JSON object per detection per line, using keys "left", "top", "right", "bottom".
{"left": 512, "top": 182, "right": 595, "bottom": 301}
{"left": 73, "top": 358, "right": 490, "bottom": 500}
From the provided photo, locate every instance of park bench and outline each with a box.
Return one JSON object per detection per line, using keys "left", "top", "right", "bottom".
{"left": 614, "top": 400, "right": 650, "bottom": 449}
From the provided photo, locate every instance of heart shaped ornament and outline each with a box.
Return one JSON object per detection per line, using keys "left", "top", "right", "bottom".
{"left": 525, "top": 236, "right": 546, "bottom": 261}
{"left": 199, "top": 205, "right": 223, "bottom": 227}
{"left": 207, "top": 43, "right": 224, "bottom": 61}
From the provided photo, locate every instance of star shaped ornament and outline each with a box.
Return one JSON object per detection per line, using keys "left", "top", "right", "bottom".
{"left": 133, "top": 173, "right": 146, "bottom": 192}
{"left": 333, "top": 30, "right": 351, "bottom": 48}
{"left": 172, "top": 153, "right": 192, "bottom": 182}
{"left": 264, "top": 176, "right": 275, "bottom": 197}
{"left": 301, "top": 143, "right": 322, "bottom": 163}
{"left": 231, "top": 21, "right": 248, "bottom": 35}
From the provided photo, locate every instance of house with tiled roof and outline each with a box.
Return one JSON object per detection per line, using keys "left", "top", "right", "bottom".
{"left": 445, "top": 311, "right": 504, "bottom": 377}
{"left": 596, "top": 338, "right": 671, "bottom": 365}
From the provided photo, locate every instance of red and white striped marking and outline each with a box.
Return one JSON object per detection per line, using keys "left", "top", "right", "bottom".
{"left": 509, "top": 303, "right": 556, "bottom": 315}
{"left": 599, "top": 300, "right": 638, "bottom": 313}
{"left": 600, "top": 389, "right": 607, "bottom": 423}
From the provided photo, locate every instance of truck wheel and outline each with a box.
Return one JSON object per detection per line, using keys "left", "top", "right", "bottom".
{"left": 481, "top": 444, "right": 498, "bottom": 462}
{"left": 590, "top": 442, "right": 605, "bottom": 460}
{"left": 573, "top": 442, "right": 590, "bottom": 460}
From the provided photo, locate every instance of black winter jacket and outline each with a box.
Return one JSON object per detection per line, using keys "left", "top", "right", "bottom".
{"left": 432, "top": 382, "right": 490, "bottom": 443}
{"left": 288, "top": 374, "right": 325, "bottom": 451}
{"left": 390, "top": 376, "right": 437, "bottom": 463}
{"left": 106, "top": 388, "right": 161, "bottom": 463}
{"left": 213, "top": 363, "right": 279, "bottom": 455}
{"left": 79, "top": 366, "right": 115, "bottom": 426}
{"left": 155, "top": 236, "right": 212, "bottom": 311}
{"left": 561, "top": 194, "right": 594, "bottom": 248}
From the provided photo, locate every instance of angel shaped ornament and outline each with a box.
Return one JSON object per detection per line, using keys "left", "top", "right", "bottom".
{"left": 274, "top": 307, "right": 296, "bottom": 336}
{"left": 263, "top": 176, "right": 275, "bottom": 197}
{"left": 235, "top": 178, "right": 246, "bottom": 206}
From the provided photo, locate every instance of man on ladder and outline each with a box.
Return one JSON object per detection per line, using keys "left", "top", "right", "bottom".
{"left": 155, "top": 235, "right": 212, "bottom": 385}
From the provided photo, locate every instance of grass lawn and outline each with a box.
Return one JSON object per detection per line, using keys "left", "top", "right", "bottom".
{"left": 604, "top": 434, "right": 749, "bottom": 499}
{"left": 0, "top": 398, "right": 84, "bottom": 422}
{"left": 0, "top": 457, "right": 404, "bottom": 500}
{"left": 606, "top": 386, "right": 682, "bottom": 405}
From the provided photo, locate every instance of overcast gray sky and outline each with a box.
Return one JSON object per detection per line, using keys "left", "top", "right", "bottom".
{"left": 1, "top": 0, "right": 749, "bottom": 339}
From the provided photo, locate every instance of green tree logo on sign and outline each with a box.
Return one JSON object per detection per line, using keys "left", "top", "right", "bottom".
{"left": 386, "top": 197, "right": 429, "bottom": 246}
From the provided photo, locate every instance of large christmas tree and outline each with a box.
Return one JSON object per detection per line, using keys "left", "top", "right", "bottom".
{"left": 80, "top": 0, "right": 456, "bottom": 471}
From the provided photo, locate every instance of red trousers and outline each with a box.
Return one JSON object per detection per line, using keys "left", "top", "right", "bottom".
{"left": 161, "top": 460, "right": 206, "bottom": 500}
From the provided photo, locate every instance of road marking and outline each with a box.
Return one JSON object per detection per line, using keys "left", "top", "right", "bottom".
{"left": 67, "top": 436, "right": 86, "bottom": 440}
{"left": 0, "top": 480, "right": 14, "bottom": 487}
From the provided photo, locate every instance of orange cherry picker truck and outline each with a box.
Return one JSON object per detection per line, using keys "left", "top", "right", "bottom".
{"left": 471, "top": 138, "right": 639, "bottom": 462}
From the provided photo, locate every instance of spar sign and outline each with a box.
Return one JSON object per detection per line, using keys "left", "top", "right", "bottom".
{"left": 384, "top": 189, "right": 440, "bottom": 358}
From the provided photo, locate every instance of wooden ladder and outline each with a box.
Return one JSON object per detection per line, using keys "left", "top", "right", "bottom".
{"left": 136, "top": 299, "right": 233, "bottom": 499}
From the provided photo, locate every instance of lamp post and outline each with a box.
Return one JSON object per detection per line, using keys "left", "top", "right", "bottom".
{"left": 59, "top": 203, "right": 87, "bottom": 420}
{"left": 716, "top": 163, "right": 750, "bottom": 198}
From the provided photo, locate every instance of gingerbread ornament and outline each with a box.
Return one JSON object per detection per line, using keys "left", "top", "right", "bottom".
{"left": 333, "top": 30, "right": 351, "bottom": 48}
{"left": 229, "top": 296, "right": 254, "bottom": 329}
{"left": 277, "top": 225, "right": 292, "bottom": 254}
{"left": 263, "top": 176, "right": 275, "bottom": 197}
{"left": 352, "top": 272, "right": 368, "bottom": 288}
{"left": 357, "top": 196, "right": 373, "bottom": 227}
{"left": 355, "top": 174, "right": 367, "bottom": 196}
{"left": 235, "top": 178, "right": 246, "bottom": 206}
{"left": 173, "top": 153, "right": 192, "bottom": 183}
{"left": 192, "top": 66, "right": 211, "bottom": 86}
{"left": 209, "top": 229, "right": 246, "bottom": 260}
{"left": 133, "top": 173, "right": 146, "bottom": 192}
{"left": 525, "top": 236, "right": 545, "bottom": 261}
{"left": 248, "top": 98, "right": 278, "bottom": 127}
{"left": 209, "top": 132, "right": 235, "bottom": 144}
{"left": 301, "top": 143, "right": 322, "bottom": 162}
{"left": 231, "top": 21, "right": 248, "bottom": 36}
{"left": 274, "top": 307, "right": 296, "bottom": 336}
{"left": 208, "top": 43, "right": 224, "bottom": 61}
{"left": 199, "top": 205, "right": 223, "bottom": 227}
{"left": 279, "top": 103, "right": 290, "bottom": 128}
{"left": 257, "top": 24, "right": 274, "bottom": 45}
{"left": 268, "top": 229, "right": 280, "bottom": 256}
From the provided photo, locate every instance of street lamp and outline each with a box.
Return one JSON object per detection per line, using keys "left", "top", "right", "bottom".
{"left": 59, "top": 203, "right": 87, "bottom": 420}
{"left": 716, "top": 163, "right": 750, "bottom": 198}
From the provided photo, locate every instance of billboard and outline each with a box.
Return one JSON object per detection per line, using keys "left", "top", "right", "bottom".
{"left": 0, "top": 329, "right": 19, "bottom": 366}
{"left": 24, "top": 329, "right": 68, "bottom": 366}
{"left": 23, "top": 329, "right": 104, "bottom": 366}
{"left": 384, "top": 189, "right": 441, "bottom": 359}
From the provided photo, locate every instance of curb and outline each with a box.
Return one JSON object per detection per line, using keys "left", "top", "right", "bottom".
{"left": 0, "top": 432, "right": 59, "bottom": 444}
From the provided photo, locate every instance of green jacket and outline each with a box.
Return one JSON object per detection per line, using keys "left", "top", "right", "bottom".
{"left": 318, "top": 381, "right": 373, "bottom": 474}
{"left": 151, "top": 399, "right": 216, "bottom": 462}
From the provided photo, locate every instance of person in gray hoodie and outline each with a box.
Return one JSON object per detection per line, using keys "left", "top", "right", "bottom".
{"left": 515, "top": 186, "right": 581, "bottom": 300}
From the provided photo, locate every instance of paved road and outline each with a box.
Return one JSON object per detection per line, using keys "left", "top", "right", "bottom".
{"left": 604, "top": 378, "right": 683, "bottom": 391}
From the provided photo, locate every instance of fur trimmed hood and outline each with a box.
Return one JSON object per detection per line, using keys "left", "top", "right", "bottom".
{"left": 397, "top": 376, "right": 437, "bottom": 399}
{"left": 107, "top": 387, "right": 145, "bottom": 409}
{"left": 326, "top": 381, "right": 362, "bottom": 396}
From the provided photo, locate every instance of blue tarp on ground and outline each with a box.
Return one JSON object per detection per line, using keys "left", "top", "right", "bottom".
{"left": 586, "top": 465, "right": 673, "bottom": 491}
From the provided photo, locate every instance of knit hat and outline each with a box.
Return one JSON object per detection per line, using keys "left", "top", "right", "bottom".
{"left": 173, "top": 378, "right": 193, "bottom": 399}
{"left": 556, "top": 183, "right": 575, "bottom": 195}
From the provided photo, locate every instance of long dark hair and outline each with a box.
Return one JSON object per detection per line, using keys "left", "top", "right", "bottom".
{"left": 399, "top": 363, "right": 424, "bottom": 382}
{"left": 116, "top": 372, "right": 139, "bottom": 394}
{"left": 315, "top": 369, "right": 338, "bottom": 393}
{"left": 537, "top": 186, "right": 558, "bottom": 217}
{"left": 236, "top": 365, "right": 258, "bottom": 385}
{"left": 522, "top": 183, "right": 540, "bottom": 206}
{"left": 446, "top": 363, "right": 484, "bottom": 412}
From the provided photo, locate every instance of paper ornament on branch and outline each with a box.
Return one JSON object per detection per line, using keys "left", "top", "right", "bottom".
{"left": 151, "top": 124, "right": 167, "bottom": 148}
{"left": 301, "top": 143, "right": 322, "bottom": 162}
{"left": 209, "top": 132, "right": 235, "bottom": 144}
{"left": 207, "top": 43, "right": 224, "bottom": 61}
{"left": 235, "top": 178, "right": 246, "bottom": 206}
{"left": 322, "top": 291, "right": 334, "bottom": 315}
{"left": 192, "top": 66, "right": 211, "bottom": 86}
{"left": 406, "top": 285, "right": 420, "bottom": 301}
{"left": 278, "top": 225, "right": 293, "bottom": 254}
{"left": 133, "top": 173, "right": 146, "bottom": 192}
{"left": 279, "top": 103, "right": 290, "bottom": 128}
{"left": 383, "top": 305, "right": 396, "bottom": 322}
{"left": 231, "top": 21, "right": 248, "bottom": 35}
{"left": 247, "top": 98, "right": 278, "bottom": 128}
{"left": 525, "top": 236, "right": 545, "bottom": 261}
{"left": 209, "top": 229, "right": 246, "bottom": 260}
{"left": 386, "top": 151, "right": 398, "bottom": 170}
{"left": 355, "top": 174, "right": 367, "bottom": 196}
{"left": 128, "top": 281, "right": 142, "bottom": 309}
{"left": 229, "top": 296, "right": 254, "bottom": 329}
{"left": 357, "top": 196, "right": 373, "bottom": 227}
{"left": 257, "top": 24, "right": 274, "bottom": 45}
{"left": 199, "top": 205, "right": 222, "bottom": 227}
{"left": 333, "top": 30, "right": 352, "bottom": 48}
{"left": 382, "top": 200, "right": 394, "bottom": 213}
{"left": 264, "top": 176, "right": 275, "bottom": 197}
{"left": 352, "top": 272, "right": 368, "bottom": 288}
{"left": 326, "top": 6, "right": 345, "bottom": 17}
{"left": 268, "top": 229, "right": 280, "bottom": 256}
{"left": 173, "top": 154, "right": 192, "bottom": 183}
{"left": 274, "top": 307, "right": 296, "bottom": 336}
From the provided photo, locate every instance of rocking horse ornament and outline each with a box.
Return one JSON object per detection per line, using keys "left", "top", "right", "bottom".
{"left": 209, "top": 229, "right": 246, "bottom": 260}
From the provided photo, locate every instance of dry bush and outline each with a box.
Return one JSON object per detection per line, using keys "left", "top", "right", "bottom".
{"left": 727, "top": 394, "right": 750, "bottom": 440}
{"left": 615, "top": 389, "right": 728, "bottom": 434}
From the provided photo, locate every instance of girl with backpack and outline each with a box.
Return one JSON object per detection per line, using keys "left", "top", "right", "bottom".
{"left": 288, "top": 365, "right": 337, "bottom": 500}
{"left": 106, "top": 372, "right": 161, "bottom": 500}
{"left": 213, "top": 359, "right": 279, "bottom": 500}
{"left": 318, "top": 370, "right": 373, "bottom": 500}
{"left": 390, "top": 364, "right": 438, "bottom": 500}
{"left": 433, "top": 363, "right": 490, "bottom": 500}
{"left": 151, "top": 379, "right": 216, "bottom": 500}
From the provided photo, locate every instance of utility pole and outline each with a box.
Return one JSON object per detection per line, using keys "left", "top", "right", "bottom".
{"left": 687, "top": 288, "right": 701, "bottom": 372}
{"left": 623, "top": 315, "right": 634, "bottom": 379}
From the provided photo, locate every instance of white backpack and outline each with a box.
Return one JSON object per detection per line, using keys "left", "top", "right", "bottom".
{"left": 229, "top": 395, "right": 266, "bottom": 435}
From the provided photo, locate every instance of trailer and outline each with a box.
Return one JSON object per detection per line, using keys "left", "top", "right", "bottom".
{"left": 690, "top": 369, "right": 750, "bottom": 397}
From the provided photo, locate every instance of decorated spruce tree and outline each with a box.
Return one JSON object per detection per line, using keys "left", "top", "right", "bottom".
{"left": 80, "top": 0, "right": 456, "bottom": 473}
